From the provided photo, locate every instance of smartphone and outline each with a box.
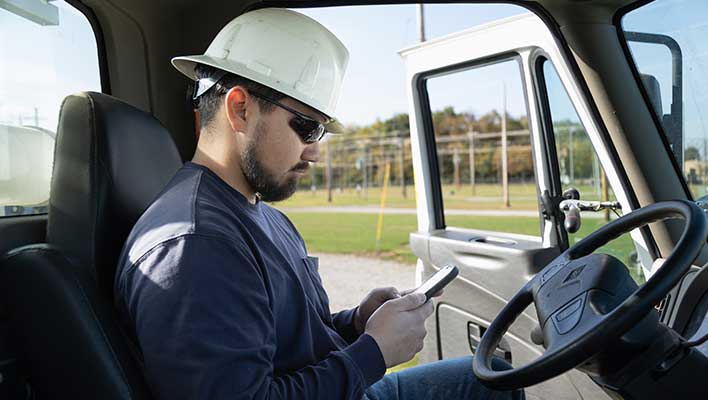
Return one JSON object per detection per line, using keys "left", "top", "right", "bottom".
{"left": 414, "top": 265, "right": 459, "bottom": 300}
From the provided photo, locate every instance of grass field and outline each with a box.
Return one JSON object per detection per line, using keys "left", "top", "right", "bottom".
{"left": 279, "top": 183, "right": 614, "bottom": 211}
{"left": 287, "top": 211, "right": 643, "bottom": 283}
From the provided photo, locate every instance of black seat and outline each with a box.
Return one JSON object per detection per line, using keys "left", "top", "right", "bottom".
{"left": 0, "top": 92, "right": 183, "bottom": 399}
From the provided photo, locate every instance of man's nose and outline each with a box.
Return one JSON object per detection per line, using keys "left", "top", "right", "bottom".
{"left": 302, "top": 140, "right": 321, "bottom": 163}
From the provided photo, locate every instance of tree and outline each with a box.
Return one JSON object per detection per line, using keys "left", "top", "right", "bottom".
{"left": 685, "top": 146, "right": 701, "bottom": 161}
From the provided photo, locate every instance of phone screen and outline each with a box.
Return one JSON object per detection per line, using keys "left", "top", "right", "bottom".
{"left": 414, "top": 265, "right": 458, "bottom": 298}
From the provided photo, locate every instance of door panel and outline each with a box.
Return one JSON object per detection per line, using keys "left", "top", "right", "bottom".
{"left": 429, "top": 229, "right": 556, "bottom": 302}
{"left": 438, "top": 305, "right": 588, "bottom": 400}
{"left": 0, "top": 215, "right": 46, "bottom": 255}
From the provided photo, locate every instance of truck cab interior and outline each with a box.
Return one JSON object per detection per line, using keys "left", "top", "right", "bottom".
{"left": 0, "top": 0, "right": 706, "bottom": 399}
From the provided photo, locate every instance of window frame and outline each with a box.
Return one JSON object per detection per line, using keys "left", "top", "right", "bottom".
{"left": 533, "top": 55, "right": 570, "bottom": 248}
{"left": 66, "top": 0, "right": 110, "bottom": 94}
{"left": 534, "top": 54, "right": 662, "bottom": 262}
{"left": 417, "top": 53, "right": 539, "bottom": 234}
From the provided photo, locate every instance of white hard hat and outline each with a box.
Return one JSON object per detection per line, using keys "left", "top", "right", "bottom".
{"left": 172, "top": 8, "right": 348, "bottom": 133}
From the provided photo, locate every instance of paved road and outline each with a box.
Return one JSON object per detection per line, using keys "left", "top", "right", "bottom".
{"left": 312, "top": 252, "right": 416, "bottom": 313}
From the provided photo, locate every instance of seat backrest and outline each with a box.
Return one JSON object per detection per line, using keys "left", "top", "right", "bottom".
{"left": 48, "top": 92, "right": 183, "bottom": 295}
{"left": 0, "top": 92, "right": 183, "bottom": 399}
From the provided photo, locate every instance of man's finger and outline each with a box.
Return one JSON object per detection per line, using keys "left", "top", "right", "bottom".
{"left": 388, "top": 292, "right": 426, "bottom": 311}
{"left": 413, "top": 299, "right": 435, "bottom": 319}
{"left": 375, "top": 286, "right": 400, "bottom": 300}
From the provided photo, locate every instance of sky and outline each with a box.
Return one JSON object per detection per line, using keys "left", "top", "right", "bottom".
{"left": 296, "top": 4, "right": 528, "bottom": 125}
{"left": 0, "top": 1, "right": 100, "bottom": 130}
{"left": 1, "top": 0, "right": 707, "bottom": 155}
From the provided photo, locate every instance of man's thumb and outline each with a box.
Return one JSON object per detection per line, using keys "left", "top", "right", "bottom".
{"left": 390, "top": 292, "right": 426, "bottom": 311}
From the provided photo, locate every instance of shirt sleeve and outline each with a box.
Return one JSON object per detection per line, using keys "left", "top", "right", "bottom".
{"left": 331, "top": 307, "right": 362, "bottom": 344}
{"left": 122, "top": 234, "right": 385, "bottom": 400}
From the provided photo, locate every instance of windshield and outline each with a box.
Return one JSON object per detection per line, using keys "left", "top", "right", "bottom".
{"left": 621, "top": 0, "right": 708, "bottom": 199}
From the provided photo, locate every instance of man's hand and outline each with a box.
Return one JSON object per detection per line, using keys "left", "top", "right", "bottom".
{"left": 365, "top": 292, "right": 434, "bottom": 368}
{"left": 353, "top": 287, "right": 400, "bottom": 335}
{"left": 353, "top": 287, "right": 445, "bottom": 334}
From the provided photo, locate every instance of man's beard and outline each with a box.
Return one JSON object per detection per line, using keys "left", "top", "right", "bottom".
{"left": 241, "top": 123, "right": 308, "bottom": 202}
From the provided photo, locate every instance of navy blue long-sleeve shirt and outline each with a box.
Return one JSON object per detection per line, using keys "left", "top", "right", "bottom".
{"left": 114, "top": 162, "right": 386, "bottom": 399}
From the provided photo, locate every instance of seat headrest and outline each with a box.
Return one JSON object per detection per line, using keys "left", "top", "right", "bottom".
{"left": 48, "top": 92, "right": 183, "bottom": 294}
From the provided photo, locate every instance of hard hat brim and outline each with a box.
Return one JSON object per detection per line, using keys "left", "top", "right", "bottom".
{"left": 172, "top": 55, "right": 346, "bottom": 134}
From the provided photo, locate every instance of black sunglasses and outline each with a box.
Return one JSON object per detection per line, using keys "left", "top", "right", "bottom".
{"left": 249, "top": 92, "right": 329, "bottom": 144}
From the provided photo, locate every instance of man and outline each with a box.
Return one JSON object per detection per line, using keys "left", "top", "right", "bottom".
{"left": 114, "top": 7, "right": 523, "bottom": 400}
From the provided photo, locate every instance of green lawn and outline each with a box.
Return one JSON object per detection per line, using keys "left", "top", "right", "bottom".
{"left": 279, "top": 183, "right": 612, "bottom": 211}
{"left": 287, "top": 211, "right": 643, "bottom": 283}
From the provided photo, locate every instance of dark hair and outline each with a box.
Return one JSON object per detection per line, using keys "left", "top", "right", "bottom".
{"left": 192, "top": 64, "right": 287, "bottom": 129}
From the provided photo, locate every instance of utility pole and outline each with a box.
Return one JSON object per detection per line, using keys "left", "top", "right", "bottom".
{"left": 468, "top": 131, "right": 476, "bottom": 195}
{"left": 326, "top": 139, "right": 332, "bottom": 202}
{"left": 399, "top": 136, "right": 407, "bottom": 198}
{"left": 453, "top": 147, "right": 461, "bottom": 190}
{"left": 337, "top": 141, "right": 344, "bottom": 192}
{"left": 364, "top": 142, "right": 370, "bottom": 199}
{"left": 310, "top": 167, "right": 317, "bottom": 196}
{"left": 601, "top": 170, "right": 610, "bottom": 222}
{"left": 501, "top": 82, "right": 510, "bottom": 207}
{"left": 703, "top": 138, "right": 707, "bottom": 186}
{"left": 593, "top": 153, "right": 601, "bottom": 198}
{"left": 569, "top": 127, "right": 575, "bottom": 184}
{"left": 417, "top": 4, "right": 426, "bottom": 42}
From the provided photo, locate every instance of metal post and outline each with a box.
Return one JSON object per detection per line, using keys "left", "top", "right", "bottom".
{"left": 699, "top": 137, "right": 708, "bottom": 194}
{"left": 375, "top": 162, "right": 391, "bottom": 254}
{"left": 601, "top": 170, "right": 610, "bottom": 221}
{"left": 399, "top": 137, "right": 406, "bottom": 198}
{"left": 339, "top": 165, "right": 344, "bottom": 192}
{"left": 569, "top": 127, "right": 575, "bottom": 184}
{"left": 453, "top": 147, "right": 461, "bottom": 189}
{"left": 364, "top": 143, "right": 369, "bottom": 199}
{"left": 468, "top": 131, "right": 476, "bottom": 195}
{"left": 326, "top": 139, "right": 332, "bottom": 203}
{"left": 593, "top": 152, "right": 601, "bottom": 198}
{"left": 501, "top": 82, "right": 510, "bottom": 207}
{"left": 310, "top": 167, "right": 317, "bottom": 196}
{"left": 417, "top": 4, "right": 426, "bottom": 42}
{"left": 337, "top": 140, "right": 344, "bottom": 192}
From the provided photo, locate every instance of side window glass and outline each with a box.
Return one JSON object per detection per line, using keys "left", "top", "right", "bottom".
{"left": 0, "top": 1, "right": 101, "bottom": 217}
{"left": 542, "top": 60, "right": 644, "bottom": 284}
{"left": 622, "top": 0, "right": 708, "bottom": 195}
{"left": 426, "top": 58, "right": 539, "bottom": 237}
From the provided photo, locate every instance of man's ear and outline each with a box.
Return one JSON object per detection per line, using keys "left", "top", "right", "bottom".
{"left": 224, "top": 86, "right": 249, "bottom": 133}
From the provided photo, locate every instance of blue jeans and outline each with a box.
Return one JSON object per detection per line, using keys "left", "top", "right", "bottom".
{"left": 364, "top": 357, "right": 525, "bottom": 400}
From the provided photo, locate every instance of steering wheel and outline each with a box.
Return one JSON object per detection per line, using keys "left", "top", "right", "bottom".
{"left": 472, "top": 200, "right": 708, "bottom": 390}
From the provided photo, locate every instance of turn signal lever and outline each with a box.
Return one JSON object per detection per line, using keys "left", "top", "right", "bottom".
{"left": 558, "top": 188, "right": 622, "bottom": 233}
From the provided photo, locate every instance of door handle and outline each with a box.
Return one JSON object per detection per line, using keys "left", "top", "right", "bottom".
{"left": 468, "top": 322, "right": 512, "bottom": 363}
